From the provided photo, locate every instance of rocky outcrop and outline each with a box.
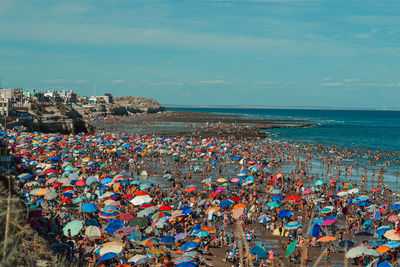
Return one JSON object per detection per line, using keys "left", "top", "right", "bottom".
{"left": 76, "top": 96, "right": 164, "bottom": 116}
{"left": 19, "top": 104, "right": 94, "bottom": 134}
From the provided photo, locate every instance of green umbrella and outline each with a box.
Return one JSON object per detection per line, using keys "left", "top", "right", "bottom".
{"left": 286, "top": 240, "right": 298, "bottom": 257}
{"left": 267, "top": 201, "right": 280, "bottom": 208}
{"left": 128, "top": 217, "right": 148, "bottom": 228}
{"left": 63, "top": 220, "right": 83, "bottom": 237}
{"left": 315, "top": 180, "right": 324, "bottom": 186}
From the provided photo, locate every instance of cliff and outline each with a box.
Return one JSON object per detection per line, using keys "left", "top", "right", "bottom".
{"left": 76, "top": 96, "right": 165, "bottom": 116}
{"left": 19, "top": 104, "right": 94, "bottom": 134}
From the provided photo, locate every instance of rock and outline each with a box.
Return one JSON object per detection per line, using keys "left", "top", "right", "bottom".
{"left": 19, "top": 103, "right": 94, "bottom": 134}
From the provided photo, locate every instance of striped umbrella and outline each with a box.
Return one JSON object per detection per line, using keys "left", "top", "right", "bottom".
{"left": 115, "top": 226, "right": 136, "bottom": 235}
{"left": 384, "top": 230, "right": 400, "bottom": 241}
{"left": 99, "top": 210, "right": 120, "bottom": 219}
{"left": 285, "top": 221, "right": 302, "bottom": 230}
{"left": 140, "top": 237, "right": 159, "bottom": 247}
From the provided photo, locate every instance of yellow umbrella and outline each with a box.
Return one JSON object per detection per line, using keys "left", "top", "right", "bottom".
{"left": 217, "top": 178, "right": 227, "bottom": 183}
{"left": 36, "top": 188, "right": 50, "bottom": 196}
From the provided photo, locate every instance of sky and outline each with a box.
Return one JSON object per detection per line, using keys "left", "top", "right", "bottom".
{"left": 1, "top": 0, "right": 400, "bottom": 108}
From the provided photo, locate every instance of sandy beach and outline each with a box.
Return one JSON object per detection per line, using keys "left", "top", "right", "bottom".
{"left": 2, "top": 112, "right": 400, "bottom": 267}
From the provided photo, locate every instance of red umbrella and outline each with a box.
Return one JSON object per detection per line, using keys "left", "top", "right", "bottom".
{"left": 119, "top": 213, "right": 136, "bottom": 221}
{"left": 286, "top": 195, "right": 301, "bottom": 201}
{"left": 185, "top": 186, "right": 197, "bottom": 192}
{"left": 61, "top": 198, "right": 72, "bottom": 204}
{"left": 209, "top": 192, "right": 219, "bottom": 198}
{"left": 135, "top": 190, "right": 149, "bottom": 196}
{"left": 122, "top": 194, "right": 134, "bottom": 198}
{"left": 159, "top": 205, "right": 173, "bottom": 211}
{"left": 75, "top": 180, "right": 86, "bottom": 187}
{"left": 44, "top": 169, "right": 58, "bottom": 174}
{"left": 62, "top": 187, "right": 74, "bottom": 193}
{"left": 229, "top": 197, "right": 242, "bottom": 203}
{"left": 140, "top": 203, "right": 155, "bottom": 209}
{"left": 52, "top": 182, "right": 62, "bottom": 189}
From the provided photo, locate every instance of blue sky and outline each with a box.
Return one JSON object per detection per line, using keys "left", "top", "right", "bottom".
{"left": 1, "top": 0, "right": 400, "bottom": 108}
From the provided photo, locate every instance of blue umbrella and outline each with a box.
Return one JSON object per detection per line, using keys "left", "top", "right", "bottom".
{"left": 384, "top": 241, "right": 400, "bottom": 249}
{"left": 180, "top": 241, "right": 200, "bottom": 252}
{"left": 376, "top": 226, "right": 390, "bottom": 235}
{"left": 277, "top": 209, "right": 293, "bottom": 218}
{"left": 105, "top": 219, "right": 124, "bottom": 235}
{"left": 86, "top": 218, "right": 100, "bottom": 227}
{"left": 101, "top": 178, "right": 113, "bottom": 184}
{"left": 176, "top": 262, "right": 197, "bottom": 267}
{"left": 81, "top": 203, "right": 98, "bottom": 213}
{"left": 272, "top": 195, "right": 283, "bottom": 202}
{"left": 271, "top": 189, "right": 281, "bottom": 195}
{"left": 99, "top": 252, "right": 118, "bottom": 262}
{"left": 309, "top": 224, "right": 325, "bottom": 237}
{"left": 250, "top": 245, "right": 268, "bottom": 259}
{"left": 219, "top": 199, "right": 234, "bottom": 209}
{"left": 392, "top": 204, "right": 400, "bottom": 210}
{"left": 378, "top": 262, "right": 393, "bottom": 267}
{"left": 161, "top": 236, "right": 175, "bottom": 244}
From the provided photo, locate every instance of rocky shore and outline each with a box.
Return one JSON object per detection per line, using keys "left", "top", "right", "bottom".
{"left": 94, "top": 110, "right": 316, "bottom": 139}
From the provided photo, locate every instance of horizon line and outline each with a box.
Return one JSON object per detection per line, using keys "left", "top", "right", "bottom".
{"left": 163, "top": 104, "right": 400, "bottom": 111}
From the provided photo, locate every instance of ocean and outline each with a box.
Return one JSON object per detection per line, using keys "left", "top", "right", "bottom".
{"left": 167, "top": 107, "right": 400, "bottom": 152}
{"left": 168, "top": 107, "right": 400, "bottom": 187}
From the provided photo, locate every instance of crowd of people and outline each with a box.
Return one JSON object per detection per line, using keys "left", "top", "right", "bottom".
{"left": 2, "top": 124, "right": 400, "bottom": 266}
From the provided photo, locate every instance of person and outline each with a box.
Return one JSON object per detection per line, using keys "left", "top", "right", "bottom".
{"left": 324, "top": 248, "right": 331, "bottom": 267}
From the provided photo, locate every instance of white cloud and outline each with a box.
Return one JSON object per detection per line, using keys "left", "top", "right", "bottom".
{"left": 323, "top": 77, "right": 331, "bottom": 81}
{"left": 196, "top": 80, "right": 230, "bottom": 85}
{"left": 320, "top": 82, "right": 344, "bottom": 87}
{"left": 344, "top": 78, "right": 359, "bottom": 82}
{"left": 109, "top": 80, "right": 123, "bottom": 84}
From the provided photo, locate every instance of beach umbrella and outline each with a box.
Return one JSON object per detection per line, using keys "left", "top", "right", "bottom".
{"left": 128, "top": 254, "right": 150, "bottom": 264}
{"left": 302, "top": 189, "right": 312, "bottom": 195}
{"left": 175, "top": 233, "right": 188, "bottom": 241}
{"left": 149, "top": 247, "right": 165, "bottom": 257}
{"left": 322, "top": 216, "right": 337, "bottom": 226}
{"left": 383, "top": 241, "right": 400, "bottom": 249}
{"left": 115, "top": 226, "right": 136, "bottom": 235}
{"left": 219, "top": 199, "right": 234, "bottom": 209}
{"left": 137, "top": 207, "right": 156, "bottom": 217}
{"left": 270, "top": 189, "right": 281, "bottom": 195}
{"left": 99, "top": 252, "right": 118, "bottom": 262}
{"left": 286, "top": 195, "right": 301, "bottom": 202}
{"left": 376, "top": 226, "right": 391, "bottom": 235}
{"left": 384, "top": 230, "right": 400, "bottom": 241}
{"left": 35, "top": 188, "right": 50, "bottom": 196}
{"left": 338, "top": 240, "right": 354, "bottom": 248}
{"left": 309, "top": 224, "right": 325, "bottom": 237}
{"left": 119, "top": 213, "right": 136, "bottom": 221}
{"left": 363, "top": 248, "right": 380, "bottom": 257}
{"left": 285, "top": 221, "right": 302, "bottom": 230}
{"left": 63, "top": 220, "right": 83, "bottom": 237}
{"left": 128, "top": 217, "right": 148, "bottom": 228}
{"left": 348, "top": 188, "right": 359, "bottom": 194}
{"left": 391, "top": 204, "right": 400, "bottom": 210}
{"left": 195, "top": 231, "right": 210, "bottom": 238}
{"left": 346, "top": 247, "right": 367, "bottom": 258}
{"left": 286, "top": 240, "right": 298, "bottom": 257}
{"left": 161, "top": 236, "right": 175, "bottom": 244}
{"left": 337, "top": 191, "right": 348, "bottom": 197}
{"left": 272, "top": 195, "right": 283, "bottom": 202}
{"left": 140, "top": 237, "right": 159, "bottom": 247}
{"left": 317, "top": 236, "right": 336, "bottom": 242}
{"left": 159, "top": 205, "right": 173, "bottom": 211}
{"left": 320, "top": 206, "right": 334, "bottom": 214}
{"left": 267, "top": 201, "right": 280, "bottom": 208}
{"left": 250, "top": 245, "right": 268, "bottom": 259}
{"left": 377, "top": 262, "right": 392, "bottom": 267}
{"left": 277, "top": 209, "right": 293, "bottom": 218}
{"left": 81, "top": 203, "right": 98, "bottom": 213}
{"left": 315, "top": 180, "right": 324, "bottom": 186}
{"left": 130, "top": 195, "right": 152, "bottom": 206}
{"left": 44, "top": 191, "right": 58, "bottom": 200}
{"left": 375, "top": 246, "right": 389, "bottom": 254}
{"left": 180, "top": 241, "right": 200, "bottom": 252}
{"left": 85, "top": 226, "right": 101, "bottom": 238}
{"left": 105, "top": 219, "right": 124, "bottom": 235}
{"left": 175, "top": 255, "right": 195, "bottom": 264}
{"left": 99, "top": 210, "right": 120, "bottom": 219}
{"left": 229, "top": 196, "right": 242, "bottom": 202}
{"left": 388, "top": 215, "right": 399, "bottom": 222}
{"left": 176, "top": 263, "right": 197, "bottom": 267}
{"left": 258, "top": 215, "right": 271, "bottom": 223}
